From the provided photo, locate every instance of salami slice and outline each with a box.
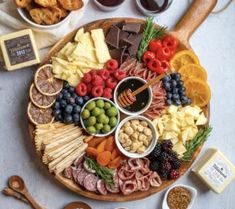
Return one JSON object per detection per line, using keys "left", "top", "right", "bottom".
{"left": 63, "top": 167, "right": 73, "bottom": 179}
{"left": 97, "top": 180, "right": 108, "bottom": 195}
{"left": 105, "top": 174, "right": 120, "bottom": 193}
{"left": 72, "top": 167, "right": 82, "bottom": 183}
{"left": 83, "top": 174, "right": 99, "bottom": 192}
{"left": 76, "top": 169, "right": 90, "bottom": 186}
{"left": 73, "top": 152, "right": 85, "bottom": 168}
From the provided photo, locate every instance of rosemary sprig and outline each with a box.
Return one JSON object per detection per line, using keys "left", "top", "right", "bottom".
{"left": 85, "top": 156, "right": 114, "bottom": 187}
{"left": 181, "top": 126, "right": 212, "bottom": 161}
{"left": 137, "top": 17, "right": 167, "bottom": 61}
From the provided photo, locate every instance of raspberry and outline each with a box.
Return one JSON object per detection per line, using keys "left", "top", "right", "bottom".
{"left": 82, "top": 73, "right": 92, "bottom": 84}
{"left": 113, "top": 69, "right": 126, "bottom": 81}
{"left": 98, "top": 69, "right": 110, "bottom": 80}
{"left": 161, "top": 140, "right": 173, "bottom": 153}
{"left": 169, "top": 169, "right": 180, "bottom": 180}
{"left": 90, "top": 70, "right": 97, "bottom": 77}
{"left": 76, "top": 83, "right": 87, "bottom": 97}
{"left": 91, "top": 86, "right": 104, "bottom": 97}
{"left": 103, "top": 88, "right": 113, "bottom": 99}
{"left": 150, "top": 143, "right": 161, "bottom": 158}
{"left": 91, "top": 75, "right": 103, "bottom": 86}
{"left": 86, "top": 83, "right": 92, "bottom": 94}
{"left": 105, "top": 77, "right": 117, "bottom": 89}
{"left": 161, "top": 161, "right": 172, "bottom": 172}
{"left": 106, "top": 59, "right": 118, "bottom": 71}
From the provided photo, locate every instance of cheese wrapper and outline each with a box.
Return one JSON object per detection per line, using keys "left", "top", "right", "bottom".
{"left": 0, "top": 29, "right": 40, "bottom": 71}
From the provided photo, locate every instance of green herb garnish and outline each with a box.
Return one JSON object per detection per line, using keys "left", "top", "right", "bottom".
{"left": 85, "top": 156, "right": 114, "bottom": 187}
{"left": 137, "top": 17, "right": 167, "bottom": 61}
{"left": 181, "top": 126, "right": 212, "bottom": 161}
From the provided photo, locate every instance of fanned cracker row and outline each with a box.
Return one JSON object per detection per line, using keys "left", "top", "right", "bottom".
{"left": 34, "top": 122, "right": 89, "bottom": 174}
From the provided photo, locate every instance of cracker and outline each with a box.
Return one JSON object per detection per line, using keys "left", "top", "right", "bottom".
{"left": 14, "top": 0, "right": 32, "bottom": 8}
{"left": 34, "top": 0, "right": 57, "bottom": 7}
{"left": 58, "top": 0, "right": 83, "bottom": 11}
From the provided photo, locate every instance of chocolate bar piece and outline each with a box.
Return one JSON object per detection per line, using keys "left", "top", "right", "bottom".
{"left": 105, "top": 25, "right": 120, "bottom": 49}
{"left": 122, "top": 23, "right": 142, "bottom": 34}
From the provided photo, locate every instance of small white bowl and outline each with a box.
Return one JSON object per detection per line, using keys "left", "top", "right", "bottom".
{"left": 162, "top": 184, "right": 197, "bottom": 209}
{"left": 17, "top": 8, "right": 72, "bottom": 29}
{"left": 113, "top": 76, "right": 153, "bottom": 116}
{"left": 80, "top": 97, "right": 120, "bottom": 137}
{"left": 115, "top": 115, "right": 158, "bottom": 158}
{"left": 93, "top": 0, "right": 125, "bottom": 12}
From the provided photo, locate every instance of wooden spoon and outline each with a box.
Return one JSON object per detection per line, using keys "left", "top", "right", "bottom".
{"left": 117, "top": 73, "right": 166, "bottom": 108}
{"left": 8, "top": 176, "right": 45, "bottom": 209}
{"left": 2, "top": 187, "right": 28, "bottom": 204}
{"left": 64, "top": 201, "right": 92, "bottom": 209}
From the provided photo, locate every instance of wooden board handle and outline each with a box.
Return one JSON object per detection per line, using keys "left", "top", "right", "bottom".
{"left": 172, "top": 0, "right": 217, "bottom": 47}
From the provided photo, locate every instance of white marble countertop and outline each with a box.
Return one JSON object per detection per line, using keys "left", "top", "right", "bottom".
{"left": 0, "top": 0, "right": 235, "bottom": 209}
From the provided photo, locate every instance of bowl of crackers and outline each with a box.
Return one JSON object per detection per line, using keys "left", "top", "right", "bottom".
{"left": 14, "top": 0, "right": 84, "bottom": 29}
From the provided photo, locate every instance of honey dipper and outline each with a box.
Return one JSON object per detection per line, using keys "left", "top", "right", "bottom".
{"left": 118, "top": 73, "right": 166, "bottom": 108}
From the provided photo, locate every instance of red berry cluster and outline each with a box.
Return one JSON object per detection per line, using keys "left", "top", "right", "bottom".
{"left": 76, "top": 59, "right": 126, "bottom": 99}
{"left": 142, "top": 35, "right": 178, "bottom": 74}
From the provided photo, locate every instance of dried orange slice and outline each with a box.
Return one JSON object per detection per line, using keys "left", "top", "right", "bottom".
{"left": 184, "top": 78, "right": 211, "bottom": 107}
{"left": 27, "top": 102, "right": 54, "bottom": 125}
{"left": 170, "top": 50, "right": 200, "bottom": 71}
{"left": 30, "top": 83, "right": 56, "bottom": 109}
{"left": 34, "top": 64, "right": 63, "bottom": 96}
{"left": 178, "top": 64, "right": 207, "bottom": 82}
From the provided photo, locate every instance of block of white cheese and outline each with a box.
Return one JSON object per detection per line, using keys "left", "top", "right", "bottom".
{"left": 0, "top": 29, "right": 40, "bottom": 71}
{"left": 192, "top": 148, "right": 235, "bottom": 194}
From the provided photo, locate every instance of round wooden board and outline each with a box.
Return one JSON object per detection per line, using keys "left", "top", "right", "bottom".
{"left": 28, "top": 0, "right": 217, "bottom": 201}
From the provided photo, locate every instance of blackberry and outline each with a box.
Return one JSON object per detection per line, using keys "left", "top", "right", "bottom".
{"left": 161, "top": 161, "right": 172, "bottom": 172}
{"left": 161, "top": 140, "right": 173, "bottom": 153}
{"left": 149, "top": 161, "right": 160, "bottom": 172}
{"left": 150, "top": 143, "right": 161, "bottom": 158}
{"left": 159, "top": 169, "right": 169, "bottom": 180}
{"left": 169, "top": 169, "right": 180, "bottom": 180}
{"left": 171, "top": 159, "right": 182, "bottom": 169}
{"left": 159, "top": 152, "right": 170, "bottom": 162}
{"left": 168, "top": 150, "right": 178, "bottom": 159}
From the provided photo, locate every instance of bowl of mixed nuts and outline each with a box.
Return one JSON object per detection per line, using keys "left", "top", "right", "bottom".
{"left": 115, "top": 115, "right": 158, "bottom": 158}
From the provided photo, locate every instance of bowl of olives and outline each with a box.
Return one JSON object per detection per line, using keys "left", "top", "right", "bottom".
{"left": 80, "top": 97, "right": 120, "bottom": 137}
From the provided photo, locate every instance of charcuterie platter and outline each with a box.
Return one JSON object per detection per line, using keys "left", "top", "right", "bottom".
{"left": 27, "top": 0, "right": 216, "bottom": 202}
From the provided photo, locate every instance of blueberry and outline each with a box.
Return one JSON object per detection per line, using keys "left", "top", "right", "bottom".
{"left": 73, "top": 114, "right": 80, "bottom": 123}
{"left": 166, "top": 99, "right": 173, "bottom": 106}
{"left": 63, "top": 92, "right": 71, "bottom": 100}
{"left": 61, "top": 89, "right": 68, "bottom": 95}
{"left": 76, "top": 96, "right": 84, "bottom": 106}
{"left": 171, "top": 79, "right": 177, "bottom": 87}
{"left": 167, "top": 92, "right": 173, "bottom": 99}
{"left": 163, "top": 82, "right": 171, "bottom": 92}
{"left": 172, "top": 88, "right": 179, "bottom": 94}
{"left": 174, "top": 100, "right": 182, "bottom": 106}
{"left": 64, "top": 82, "right": 70, "bottom": 89}
{"left": 83, "top": 95, "right": 91, "bottom": 102}
{"left": 57, "top": 93, "right": 63, "bottom": 100}
{"left": 65, "top": 105, "right": 73, "bottom": 114}
{"left": 73, "top": 105, "right": 81, "bottom": 113}
{"left": 60, "top": 99, "right": 67, "bottom": 108}
{"left": 186, "top": 98, "right": 192, "bottom": 105}
{"left": 64, "top": 115, "right": 73, "bottom": 124}
{"left": 68, "top": 86, "right": 75, "bottom": 93}
{"left": 71, "top": 92, "right": 78, "bottom": 98}
{"left": 55, "top": 114, "right": 63, "bottom": 121}
{"left": 54, "top": 102, "right": 60, "bottom": 110}
{"left": 67, "top": 97, "right": 75, "bottom": 105}
{"left": 172, "top": 94, "right": 179, "bottom": 101}
{"left": 162, "top": 75, "right": 171, "bottom": 82}
{"left": 179, "top": 90, "right": 186, "bottom": 97}
{"left": 181, "top": 96, "right": 188, "bottom": 101}
{"left": 174, "top": 73, "right": 181, "bottom": 81}
{"left": 53, "top": 109, "right": 61, "bottom": 116}
{"left": 177, "top": 80, "right": 184, "bottom": 88}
